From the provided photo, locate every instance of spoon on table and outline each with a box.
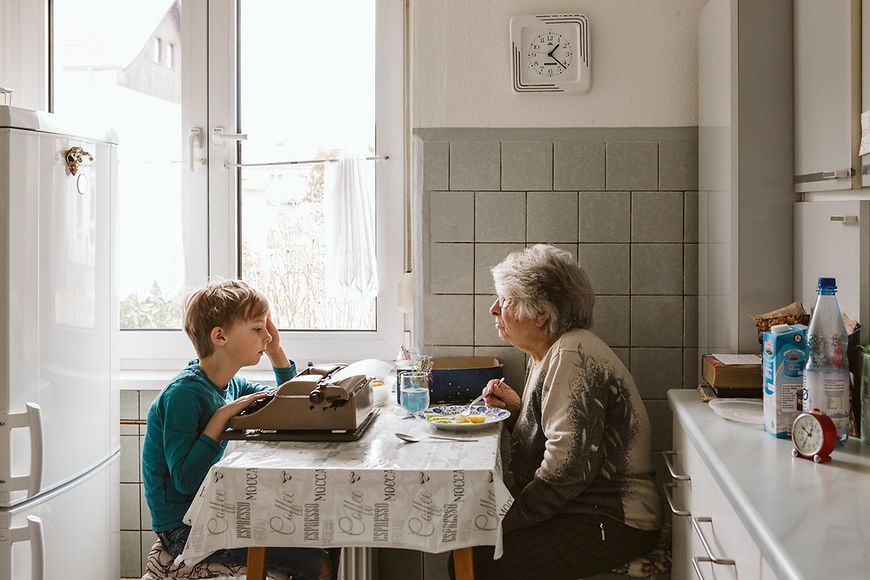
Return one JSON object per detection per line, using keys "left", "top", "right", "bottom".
{"left": 395, "top": 432, "right": 479, "bottom": 443}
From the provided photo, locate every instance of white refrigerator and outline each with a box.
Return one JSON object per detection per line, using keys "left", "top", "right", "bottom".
{"left": 0, "top": 106, "right": 120, "bottom": 580}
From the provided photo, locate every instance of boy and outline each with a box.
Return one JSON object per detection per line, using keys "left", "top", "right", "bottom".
{"left": 142, "top": 280, "right": 333, "bottom": 580}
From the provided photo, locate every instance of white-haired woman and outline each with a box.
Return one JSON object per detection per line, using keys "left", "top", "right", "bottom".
{"left": 466, "top": 244, "right": 663, "bottom": 580}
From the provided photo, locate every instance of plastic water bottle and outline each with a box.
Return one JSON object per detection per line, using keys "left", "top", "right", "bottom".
{"left": 803, "top": 277, "right": 850, "bottom": 444}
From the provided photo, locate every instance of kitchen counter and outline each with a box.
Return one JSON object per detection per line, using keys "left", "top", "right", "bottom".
{"left": 668, "top": 389, "right": 870, "bottom": 580}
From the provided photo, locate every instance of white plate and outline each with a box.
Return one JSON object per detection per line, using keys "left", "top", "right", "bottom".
{"left": 708, "top": 398, "right": 764, "bottom": 425}
{"left": 416, "top": 405, "right": 510, "bottom": 431}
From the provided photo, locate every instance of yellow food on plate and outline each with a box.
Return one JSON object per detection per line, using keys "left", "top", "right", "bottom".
{"left": 453, "top": 414, "right": 469, "bottom": 424}
{"left": 468, "top": 413, "right": 486, "bottom": 423}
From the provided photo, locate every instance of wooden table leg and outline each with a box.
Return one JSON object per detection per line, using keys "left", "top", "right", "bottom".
{"left": 453, "top": 547, "right": 475, "bottom": 580}
{"left": 247, "top": 546, "right": 268, "bottom": 580}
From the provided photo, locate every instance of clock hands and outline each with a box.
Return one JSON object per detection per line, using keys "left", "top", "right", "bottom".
{"left": 545, "top": 44, "right": 567, "bottom": 69}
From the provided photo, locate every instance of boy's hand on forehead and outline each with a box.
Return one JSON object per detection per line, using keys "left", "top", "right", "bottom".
{"left": 265, "top": 315, "right": 281, "bottom": 351}
{"left": 264, "top": 315, "right": 291, "bottom": 369}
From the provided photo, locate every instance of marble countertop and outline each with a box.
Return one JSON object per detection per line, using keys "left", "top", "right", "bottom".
{"left": 668, "top": 389, "right": 870, "bottom": 580}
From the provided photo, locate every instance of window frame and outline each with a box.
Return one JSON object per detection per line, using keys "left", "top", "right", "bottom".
{"left": 112, "top": 0, "right": 406, "bottom": 372}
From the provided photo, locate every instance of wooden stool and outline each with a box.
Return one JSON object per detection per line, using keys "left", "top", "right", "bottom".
{"left": 140, "top": 540, "right": 290, "bottom": 580}
{"left": 610, "top": 521, "right": 672, "bottom": 578}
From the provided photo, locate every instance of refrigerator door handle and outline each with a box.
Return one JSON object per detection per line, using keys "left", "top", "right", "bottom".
{"left": 0, "top": 515, "right": 45, "bottom": 580}
{"left": 0, "top": 403, "right": 44, "bottom": 499}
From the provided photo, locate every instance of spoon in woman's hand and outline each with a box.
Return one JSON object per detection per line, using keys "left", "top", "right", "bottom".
{"left": 395, "top": 432, "right": 479, "bottom": 443}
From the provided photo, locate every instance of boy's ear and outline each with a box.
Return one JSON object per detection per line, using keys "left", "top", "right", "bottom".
{"left": 210, "top": 326, "right": 227, "bottom": 348}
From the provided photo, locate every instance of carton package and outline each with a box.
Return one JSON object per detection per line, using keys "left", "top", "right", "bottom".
{"left": 762, "top": 324, "right": 808, "bottom": 438}
{"left": 701, "top": 354, "right": 763, "bottom": 389}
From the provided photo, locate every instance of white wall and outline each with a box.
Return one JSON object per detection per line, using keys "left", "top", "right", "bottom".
{"left": 412, "top": 0, "right": 702, "bottom": 128}
{"left": 0, "top": 0, "right": 47, "bottom": 111}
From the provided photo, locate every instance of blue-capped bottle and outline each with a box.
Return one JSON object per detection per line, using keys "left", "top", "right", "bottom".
{"left": 803, "top": 277, "right": 850, "bottom": 444}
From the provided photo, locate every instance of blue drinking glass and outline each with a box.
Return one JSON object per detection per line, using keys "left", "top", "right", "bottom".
{"left": 399, "top": 372, "right": 430, "bottom": 416}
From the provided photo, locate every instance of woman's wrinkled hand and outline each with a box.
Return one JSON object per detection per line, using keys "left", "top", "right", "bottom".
{"left": 482, "top": 378, "right": 521, "bottom": 417}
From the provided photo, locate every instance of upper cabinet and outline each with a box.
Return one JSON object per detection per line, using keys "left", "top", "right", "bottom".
{"left": 794, "top": 0, "right": 862, "bottom": 192}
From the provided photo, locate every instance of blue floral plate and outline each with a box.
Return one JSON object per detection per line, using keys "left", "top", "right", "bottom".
{"left": 415, "top": 405, "right": 510, "bottom": 431}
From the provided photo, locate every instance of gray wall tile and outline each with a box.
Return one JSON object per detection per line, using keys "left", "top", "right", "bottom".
{"left": 475, "top": 191, "right": 526, "bottom": 242}
{"left": 632, "top": 191, "right": 683, "bottom": 242}
{"left": 121, "top": 391, "right": 138, "bottom": 435}
{"left": 139, "top": 390, "right": 158, "bottom": 419}
{"left": 631, "top": 348, "right": 683, "bottom": 399}
{"left": 475, "top": 243, "right": 524, "bottom": 293}
{"left": 591, "top": 296, "right": 630, "bottom": 347}
{"left": 424, "top": 295, "right": 473, "bottom": 345}
{"left": 659, "top": 140, "right": 699, "bottom": 191}
{"left": 423, "top": 140, "right": 449, "bottom": 191}
{"left": 121, "top": 391, "right": 138, "bottom": 419}
{"left": 430, "top": 191, "right": 474, "bottom": 242}
{"left": 631, "top": 296, "right": 684, "bottom": 347}
{"left": 474, "top": 346, "right": 527, "bottom": 393}
{"left": 554, "top": 141, "right": 605, "bottom": 190}
{"left": 684, "top": 244, "right": 699, "bottom": 295}
{"left": 631, "top": 244, "right": 684, "bottom": 295}
{"left": 606, "top": 141, "right": 658, "bottom": 191}
{"left": 120, "top": 483, "right": 140, "bottom": 530}
{"left": 579, "top": 244, "right": 629, "bottom": 295}
{"left": 120, "top": 531, "right": 142, "bottom": 578}
{"left": 579, "top": 191, "right": 630, "bottom": 242}
{"left": 527, "top": 191, "right": 578, "bottom": 243}
{"left": 450, "top": 141, "right": 500, "bottom": 190}
{"left": 140, "top": 483, "right": 153, "bottom": 530}
{"left": 501, "top": 141, "right": 553, "bottom": 191}
{"left": 684, "top": 190, "right": 699, "bottom": 243}
{"left": 612, "top": 347, "right": 630, "bottom": 370}
{"left": 427, "top": 346, "right": 475, "bottom": 358}
{"left": 429, "top": 243, "right": 474, "bottom": 294}
{"left": 684, "top": 348, "right": 700, "bottom": 388}
{"left": 684, "top": 295, "right": 699, "bottom": 347}
{"left": 548, "top": 243, "right": 578, "bottom": 260}
{"left": 120, "top": 436, "right": 140, "bottom": 484}
{"left": 474, "top": 295, "right": 502, "bottom": 346}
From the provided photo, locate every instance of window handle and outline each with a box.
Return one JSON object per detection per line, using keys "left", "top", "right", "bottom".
{"left": 211, "top": 127, "right": 248, "bottom": 146}
{"left": 189, "top": 127, "right": 204, "bottom": 172}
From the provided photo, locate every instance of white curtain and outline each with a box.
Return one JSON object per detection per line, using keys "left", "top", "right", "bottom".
{"left": 324, "top": 153, "right": 379, "bottom": 301}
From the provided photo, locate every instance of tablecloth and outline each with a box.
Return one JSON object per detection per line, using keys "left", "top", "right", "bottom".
{"left": 179, "top": 404, "right": 514, "bottom": 565}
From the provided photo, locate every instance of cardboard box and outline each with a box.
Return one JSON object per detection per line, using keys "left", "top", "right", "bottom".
{"left": 397, "top": 357, "right": 503, "bottom": 404}
{"left": 702, "top": 354, "right": 762, "bottom": 388}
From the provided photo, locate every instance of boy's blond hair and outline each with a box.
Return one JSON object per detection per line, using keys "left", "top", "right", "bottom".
{"left": 183, "top": 280, "right": 270, "bottom": 358}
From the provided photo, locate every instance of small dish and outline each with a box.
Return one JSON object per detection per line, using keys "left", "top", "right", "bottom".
{"left": 708, "top": 398, "right": 764, "bottom": 425}
{"left": 416, "top": 405, "right": 510, "bottom": 431}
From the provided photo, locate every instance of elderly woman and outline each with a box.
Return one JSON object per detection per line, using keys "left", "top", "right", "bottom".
{"left": 469, "top": 244, "right": 663, "bottom": 580}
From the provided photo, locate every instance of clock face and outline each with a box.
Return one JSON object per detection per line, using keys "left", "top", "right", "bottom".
{"left": 792, "top": 414, "right": 824, "bottom": 455}
{"left": 509, "top": 14, "right": 591, "bottom": 94}
{"left": 527, "top": 32, "right": 574, "bottom": 78}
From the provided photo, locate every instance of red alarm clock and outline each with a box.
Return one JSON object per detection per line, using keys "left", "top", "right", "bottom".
{"left": 791, "top": 409, "right": 838, "bottom": 464}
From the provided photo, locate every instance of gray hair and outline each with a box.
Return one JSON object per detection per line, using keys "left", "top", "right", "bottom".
{"left": 491, "top": 244, "right": 594, "bottom": 335}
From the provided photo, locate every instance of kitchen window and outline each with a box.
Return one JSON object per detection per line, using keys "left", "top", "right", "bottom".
{"left": 51, "top": 0, "right": 405, "bottom": 369}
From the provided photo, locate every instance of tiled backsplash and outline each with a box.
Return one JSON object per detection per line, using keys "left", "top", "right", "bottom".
{"left": 415, "top": 127, "right": 700, "bottom": 458}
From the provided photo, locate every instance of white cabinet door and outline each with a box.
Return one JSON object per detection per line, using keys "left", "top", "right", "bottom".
{"left": 794, "top": 201, "right": 869, "bottom": 343}
{"left": 795, "top": 0, "right": 861, "bottom": 192}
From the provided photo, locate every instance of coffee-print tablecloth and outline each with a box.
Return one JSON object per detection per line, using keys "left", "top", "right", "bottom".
{"left": 179, "top": 404, "right": 514, "bottom": 566}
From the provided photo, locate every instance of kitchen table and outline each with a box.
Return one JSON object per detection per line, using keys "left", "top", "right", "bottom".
{"left": 178, "top": 403, "right": 514, "bottom": 580}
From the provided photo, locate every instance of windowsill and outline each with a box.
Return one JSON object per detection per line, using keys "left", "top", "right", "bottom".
{"left": 117, "top": 368, "right": 280, "bottom": 391}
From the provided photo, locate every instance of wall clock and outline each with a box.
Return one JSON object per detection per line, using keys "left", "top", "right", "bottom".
{"left": 509, "top": 14, "right": 591, "bottom": 94}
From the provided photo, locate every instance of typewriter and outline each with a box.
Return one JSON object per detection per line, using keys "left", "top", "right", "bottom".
{"left": 226, "top": 362, "right": 376, "bottom": 437}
